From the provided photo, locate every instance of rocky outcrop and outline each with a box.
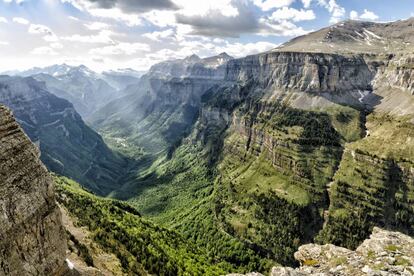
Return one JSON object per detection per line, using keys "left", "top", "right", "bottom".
{"left": 271, "top": 227, "right": 414, "bottom": 276}
{"left": 231, "top": 228, "right": 414, "bottom": 275}
{"left": 0, "top": 105, "right": 67, "bottom": 275}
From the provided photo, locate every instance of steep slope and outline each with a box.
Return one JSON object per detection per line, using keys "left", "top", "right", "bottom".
{"left": 90, "top": 53, "right": 233, "bottom": 156}
{"left": 0, "top": 105, "right": 67, "bottom": 275}
{"left": 0, "top": 76, "right": 129, "bottom": 195}
{"left": 55, "top": 175, "right": 237, "bottom": 275}
{"left": 19, "top": 64, "right": 119, "bottom": 118}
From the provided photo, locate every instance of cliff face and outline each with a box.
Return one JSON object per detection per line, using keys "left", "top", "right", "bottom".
{"left": 0, "top": 105, "right": 66, "bottom": 275}
{"left": 0, "top": 76, "right": 128, "bottom": 195}
{"left": 182, "top": 49, "right": 414, "bottom": 264}
{"left": 225, "top": 52, "right": 374, "bottom": 94}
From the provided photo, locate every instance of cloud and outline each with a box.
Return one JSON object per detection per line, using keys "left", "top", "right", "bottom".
{"left": 174, "top": 0, "right": 238, "bottom": 17}
{"left": 301, "top": 0, "right": 312, "bottom": 8}
{"left": 63, "top": 0, "right": 177, "bottom": 14}
{"left": 350, "top": 9, "right": 379, "bottom": 21}
{"left": 84, "top": 21, "right": 110, "bottom": 30}
{"left": 3, "top": 0, "right": 24, "bottom": 3}
{"left": 12, "top": 17, "right": 29, "bottom": 25}
{"left": 82, "top": 7, "right": 143, "bottom": 26}
{"left": 269, "top": 7, "right": 315, "bottom": 22}
{"left": 50, "top": 42, "right": 64, "bottom": 49}
{"left": 317, "top": 0, "right": 345, "bottom": 23}
{"left": 217, "top": 41, "right": 279, "bottom": 57}
{"left": 89, "top": 42, "right": 150, "bottom": 55}
{"left": 0, "top": 17, "right": 8, "bottom": 23}
{"left": 176, "top": 2, "right": 258, "bottom": 37}
{"left": 0, "top": 41, "right": 9, "bottom": 46}
{"left": 143, "top": 29, "right": 175, "bottom": 41}
{"left": 30, "top": 46, "right": 58, "bottom": 56}
{"left": 253, "top": 0, "right": 295, "bottom": 11}
{"left": 61, "top": 30, "right": 115, "bottom": 44}
{"left": 28, "top": 24, "right": 59, "bottom": 41}
{"left": 259, "top": 18, "right": 310, "bottom": 36}
{"left": 175, "top": 1, "right": 311, "bottom": 38}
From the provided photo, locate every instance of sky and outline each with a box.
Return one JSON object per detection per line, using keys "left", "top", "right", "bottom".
{"left": 0, "top": 0, "right": 413, "bottom": 72}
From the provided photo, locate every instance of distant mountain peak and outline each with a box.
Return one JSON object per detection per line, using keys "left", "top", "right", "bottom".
{"left": 184, "top": 54, "right": 201, "bottom": 62}
{"left": 218, "top": 52, "right": 232, "bottom": 58}
{"left": 273, "top": 17, "right": 414, "bottom": 54}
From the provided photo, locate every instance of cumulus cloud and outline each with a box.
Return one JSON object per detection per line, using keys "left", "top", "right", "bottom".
{"left": 269, "top": 7, "right": 315, "bottom": 22}
{"left": 63, "top": 0, "right": 177, "bottom": 14}
{"left": 175, "top": 1, "right": 312, "bottom": 38}
{"left": 217, "top": 41, "right": 279, "bottom": 57}
{"left": 253, "top": 0, "right": 295, "bottom": 11}
{"left": 176, "top": 4, "right": 258, "bottom": 37}
{"left": 317, "top": 0, "right": 345, "bottom": 23}
{"left": 89, "top": 42, "right": 150, "bottom": 55}
{"left": 12, "top": 17, "right": 29, "bottom": 25}
{"left": 3, "top": 0, "right": 24, "bottom": 4}
{"left": 28, "top": 24, "right": 59, "bottom": 42}
{"left": 0, "top": 41, "right": 9, "bottom": 45}
{"left": 0, "top": 17, "right": 8, "bottom": 23}
{"left": 301, "top": 0, "right": 312, "bottom": 8}
{"left": 50, "top": 42, "right": 64, "bottom": 49}
{"left": 61, "top": 30, "right": 115, "bottom": 44}
{"left": 143, "top": 29, "right": 175, "bottom": 41}
{"left": 31, "top": 46, "right": 58, "bottom": 56}
{"left": 350, "top": 9, "right": 379, "bottom": 21}
{"left": 84, "top": 21, "right": 110, "bottom": 30}
{"left": 259, "top": 18, "right": 310, "bottom": 37}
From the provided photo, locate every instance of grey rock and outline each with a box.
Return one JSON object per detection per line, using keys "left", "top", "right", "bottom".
{"left": 0, "top": 105, "right": 67, "bottom": 275}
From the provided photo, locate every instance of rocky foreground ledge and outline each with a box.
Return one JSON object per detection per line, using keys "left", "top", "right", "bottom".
{"left": 229, "top": 227, "right": 414, "bottom": 276}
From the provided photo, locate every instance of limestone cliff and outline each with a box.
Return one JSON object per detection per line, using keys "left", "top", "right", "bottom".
{"left": 0, "top": 105, "right": 67, "bottom": 275}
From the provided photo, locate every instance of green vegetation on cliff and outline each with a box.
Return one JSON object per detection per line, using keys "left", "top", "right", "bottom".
{"left": 55, "top": 176, "right": 233, "bottom": 275}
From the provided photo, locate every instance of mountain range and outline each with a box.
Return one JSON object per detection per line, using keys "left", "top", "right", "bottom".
{"left": 0, "top": 17, "right": 414, "bottom": 275}
{"left": 3, "top": 64, "right": 141, "bottom": 118}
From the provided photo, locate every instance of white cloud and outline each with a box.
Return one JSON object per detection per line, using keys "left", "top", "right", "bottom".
{"left": 62, "top": 0, "right": 143, "bottom": 26}
{"left": 141, "top": 10, "right": 176, "bottom": 27}
{"left": 270, "top": 7, "right": 315, "bottom": 22}
{"left": 0, "top": 41, "right": 9, "bottom": 45}
{"left": 174, "top": 0, "right": 238, "bottom": 17}
{"left": 50, "top": 42, "right": 64, "bottom": 49}
{"left": 0, "top": 17, "right": 8, "bottom": 23}
{"left": 301, "top": 0, "right": 312, "bottom": 8}
{"left": 318, "top": 0, "right": 345, "bottom": 23}
{"left": 350, "top": 10, "right": 358, "bottom": 20}
{"left": 259, "top": 18, "right": 310, "bottom": 37}
{"left": 89, "top": 42, "right": 151, "bottom": 55}
{"left": 253, "top": 0, "right": 295, "bottom": 11}
{"left": 12, "top": 17, "right": 29, "bottom": 25}
{"left": 350, "top": 9, "right": 379, "bottom": 21}
{"left": 218, "top": 41, "right": 279, "bottom": 57}
{"left": 84, "top": 21, "right": 110, "bottom": 30}
{"left": 28, "top": 24, "right": 59, "bottom": 42}
{"left": 3, "top": 0, "right": 24, "bottom": 3}
{"left": 30, "top": 46, "right": 58, "bottom": 56}
{"left": 143, "top": 29, "right": 175, "bottom": 41}
{"left": 61, "top": 30, "right": 115, "bottom": 44}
